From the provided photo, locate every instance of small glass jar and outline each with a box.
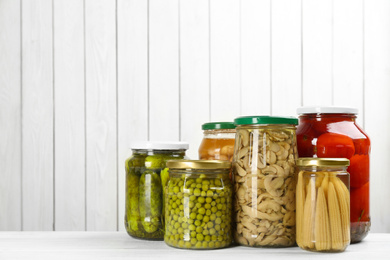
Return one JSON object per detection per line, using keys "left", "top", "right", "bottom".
{"left": 296, "top": 158, "right": 350, "bottom": 253}
{"left": 232, "top": 116, "right": 298, "bottom": 247}
{"left": 296, "top": 107, "right": 370, "bottom": 243}
{"left": 124, "top": 142, "right": 189, "bottom": 240}
{"left": 198, "top": 122, "right": 236, "bottom": 161}
{"left": 164, "top": 160, "right": 233, "bottom": 249}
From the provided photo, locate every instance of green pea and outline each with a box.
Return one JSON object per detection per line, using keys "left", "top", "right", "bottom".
{"left": 207, "top": 222, "right": 213, "bottom": 228}
{"left": 191, "top": 231, "right": 196, "bottom": 237}
{"left": 198, "top": 207, "right": 206, "bottom": 215}
{"left": 196, "top": 234, "right": 204, "bottom": 241}
{"left": 215, "top": 218, "right": 222, "bottom": 224}
{"left": 196, "top": 214, "right": 203, "bottom": 221}
{"left": 198, "top": 197, "right": 205, "bottom": 203}
{"left": 189, "top": 224, "right": 196, "bottom": 231}
{"left": 203, "top": 215, "right": 210, "bottom": 222}
{"left": 190, "top": 212, "right": 196, "bottom": 219}
{"left": 207, "top": 190, "right": 213, "bottom": 197}
{"left": 196, "top": 226, "right": 203, "bottom": 233}
{"left": 204, "top": 235, "right": 211, "bottom": 241}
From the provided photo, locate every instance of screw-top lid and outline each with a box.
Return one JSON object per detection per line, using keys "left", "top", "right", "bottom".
{"left": 234, "top": 116, "right": 298, "bottom": 126}
{"left": 166, "top": 160, "right": 231, "bottom": 169}
{"left": 201, "top": 122, "right": 236, "bottom": 130}
{"left": 131, "top": 141, "right": 189, "bottom": 150}
{"left": 297, "top": 106, "right": 358, "bottom": 115}
{"left": 296, "top": 158, "right": 350, "bottom": 167}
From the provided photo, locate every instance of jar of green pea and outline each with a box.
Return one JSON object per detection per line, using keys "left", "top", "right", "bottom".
{"left": 164, "top": 160, "right": 233, "bottom": 249}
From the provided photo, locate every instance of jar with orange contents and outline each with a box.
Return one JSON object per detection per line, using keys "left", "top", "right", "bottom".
{"left": 198, "top": 122, "right": 235, "bottom": 161}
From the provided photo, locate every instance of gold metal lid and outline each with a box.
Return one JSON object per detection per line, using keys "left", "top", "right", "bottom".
{"left": 296, "top": 158, "right": 350, "bottom": 167}
{"left": 166, "top": 160, "right": 231, "bottom": 169}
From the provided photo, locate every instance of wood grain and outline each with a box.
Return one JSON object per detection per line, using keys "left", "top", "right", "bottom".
{"left": 210, "top": 0, "right": 241, "bottom": 120}
{"left": 117, "top": 0, "right": 149, "bottom": 231}
{"left": 240, "top": 0, "right": 271, "bottom": 116}
{"left": 179, "top": 0, "right": 210, "bottom": 159}
{"left": 53, "top": 0, "right": 86, "bottom": 231}
{"left": 22, "top": 0, "right": 54, "bottom": 231}
{"left": 85, "top": 0, "right": 117, "bottom": 231}
{"left": 271, "top": 0, "right": 302, "bottom": 116}
{"left": 333, "top": 0, "right": 364, "bottom": 127}
{"left": 364, "top": 0, "right": 390, "bottom": 233}
{"left": 302, "top": 0, "right": 333, "bottom": 106}
{"left": 149, "top": 0, "right": 180, "bottom": 141}
{"left": 0, "top": 0, "right": 22, "bottom": 231}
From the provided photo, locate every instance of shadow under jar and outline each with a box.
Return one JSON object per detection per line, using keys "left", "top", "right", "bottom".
{"left": 124, "top": 142, "right": 188, "bottom": 240}
{"left": 164, "top": 160, "right": 233, "bottom": 249}
{"left": 296, "top": 107, "right": 370, "bottom": 243}
{"left": 232, "top": 116, "right": 298, "bottom": 247}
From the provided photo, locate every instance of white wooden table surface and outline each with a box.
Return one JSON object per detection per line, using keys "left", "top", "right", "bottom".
{"left": 0, "top": 232, "right": 389, "bottom": 260}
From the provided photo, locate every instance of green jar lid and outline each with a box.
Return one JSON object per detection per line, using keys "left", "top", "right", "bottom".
{"left": 201, "top": 122, "right": 236, "bottom": 130}
{"left": 234, "top": 116, "right": 298, "bottom": 126}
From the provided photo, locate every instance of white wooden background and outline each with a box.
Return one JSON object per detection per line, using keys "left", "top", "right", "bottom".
{"left": 0, "top": 0, "right": 389, "bottom": 233}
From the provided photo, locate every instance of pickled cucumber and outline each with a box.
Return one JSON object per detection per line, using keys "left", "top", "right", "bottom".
{"left": 164, "top": 173, "right": 233, "bottom": 249}
{"left": 139, "top": 170, "right": 163, "bottom": 233}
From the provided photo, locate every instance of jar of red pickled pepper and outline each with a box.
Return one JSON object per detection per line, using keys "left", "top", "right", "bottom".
{"left": 296, "top": 107, "right": 370, "bottom": 243}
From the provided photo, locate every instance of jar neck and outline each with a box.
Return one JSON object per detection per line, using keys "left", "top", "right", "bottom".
{"left": 132, "top": 149, "right": 186, "bottom": 156}
{"left": 299, "top": 114, "right": 356, "bottom": 123}
{"left": 299, "top": 166, "right": 348, "bottom": 172}
{"left": 203, "top": 129, "right": 236, "bottom": 139}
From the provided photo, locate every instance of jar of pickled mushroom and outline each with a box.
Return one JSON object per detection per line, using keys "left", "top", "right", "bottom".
{"left": 125, "top": 142, "right": 189, "bottom": 240}
{"left": 198, "top": 122, "right": 235, "bottom": 161}
{"left": 164, "top": 160, "right": 233, "bottom": 249}
{"left": 232, "top": 116, "right": 298, "bottom": 247}
{"left": 296, "top": 158, "right": 350, "bottom": 252}
{"left": 296, "top": 107, "right": 370, "bottom": 243}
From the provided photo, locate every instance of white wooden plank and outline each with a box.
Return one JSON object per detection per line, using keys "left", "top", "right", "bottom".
{"left": 0, "top": 0, "right": 21, "bottom": 231}
{"left": 333, "top": 0, "right": 364, "bottom": 126}
{"left": 117, "top": 0, "right": 148, "bottom": 231}
{"left": 240, "top": 0, "right": 271, "bottom": 116}
{"left": 271, "top": 0, "right": 302, "bottom": 117}
{"left": 210, "top": 0, "right": 240, "bottom": 121}
{"left": 22, "top": 0, "right": 54, "bottom": 231}
{"left": 85, "top": 0, "right": 117, "bottom": 231}
{"left": 149, "top": 0, "right": 180, "bottom": 141}
{"left": 179, "top": 0, "right": 210, "bottom": 159}
{"left": 302, "top": 0, "right": 332, "bottom": 106}
{"left": 364, "top": 0, "right": 390, "bottom": 233}
{"left": 53, "top": 0, "right": 85, "bottom": 231}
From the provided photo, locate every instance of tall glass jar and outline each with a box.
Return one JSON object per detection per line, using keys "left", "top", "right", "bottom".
{"left": 164, "top": 160, "right": 233, "bottom": 249}
{"left": 296, "top": 107, "right": 370, "bottom": 243}
{"left": 125, "top": 142, "right": 189, "bottom": 240}
{"left": 296, "top": 158, "right": 350, "bottom": 252}
{"left": 232, "top": 116, "right": 298, "bottom": 247}
{"left": 198, "top": 122, "right": 236, "bottom": 161}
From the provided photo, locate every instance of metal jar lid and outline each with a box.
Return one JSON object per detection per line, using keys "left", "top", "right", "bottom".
{"left": 296, "top": 158, "right": 350, "bottom": 167}
{"left": 166, "top": 160, "right": 231, "bottom": 169}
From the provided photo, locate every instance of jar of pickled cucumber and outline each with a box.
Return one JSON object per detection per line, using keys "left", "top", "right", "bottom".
{"left": 164, "top": 160, "right": 233, "bottom": 249}
{"left": 125, "top": 142, "right": 189, "bottom": 240}
{"left": 296, "top": 158, "right": 350, "bottom": 252}
{"left": 198, "top": 122, "right": 236, "bottom": 161}
{"left": 232, "top": 116, "right": 298, "bottom": 247}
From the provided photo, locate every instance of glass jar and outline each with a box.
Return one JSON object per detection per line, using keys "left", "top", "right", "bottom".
{"left": 296, "top": 158, "right": 350, "bottom": 252}
{"left": 232, "top": 116, "right": 298, "bottom": 247}
{"left": 164, "top": 160, "right": 233, "bottom": 249}
{"left": 124, "top": 142, "right": 189, "bottom": 240}
{"left": 198, "top": 122, "right": 236, "bottom": 161}
{"left": 296, "top": 107, "right": 370, "bottom": 243}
